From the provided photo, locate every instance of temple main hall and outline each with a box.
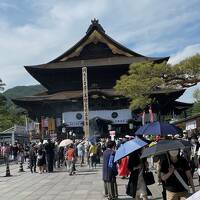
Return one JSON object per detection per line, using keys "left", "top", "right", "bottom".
{"left": 13, "top": 19, "right": 191, "bottom": 139}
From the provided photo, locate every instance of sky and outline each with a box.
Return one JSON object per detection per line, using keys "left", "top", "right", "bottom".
{"left": 0, "top": 0, "right": 200, "bottom": 102}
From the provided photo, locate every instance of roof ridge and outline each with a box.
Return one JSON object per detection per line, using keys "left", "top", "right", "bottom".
{"left": 86, "top": 18, "right": 105, "bottom": 34}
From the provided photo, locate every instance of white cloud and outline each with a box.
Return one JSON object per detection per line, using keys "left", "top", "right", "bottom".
{"left": 1, "top": 65, "right": 39, "bottom": 89}
{"left": 0, "top": 0, "right": 110, "bottom": 90}
{"left": 168, "top": 44, "right": 200, "bottom": 64}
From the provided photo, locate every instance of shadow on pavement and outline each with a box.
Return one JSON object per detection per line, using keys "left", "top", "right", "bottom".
{"left": 76, "top": 172, "right": 97, "bottom": 176}
{"left": 0, "top": 174, "right": 20, "bottom": 178}
{"left": 118, "top": 196, "right": 162, "bottom": 200}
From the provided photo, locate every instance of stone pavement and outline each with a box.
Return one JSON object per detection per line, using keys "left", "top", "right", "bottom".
{"left": 0, "top": 162, "right": 199, "bottom": 200}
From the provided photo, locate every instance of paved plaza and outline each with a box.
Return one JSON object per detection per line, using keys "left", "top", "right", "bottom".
{"left": 0, "top": 163, "right": 199, "bottom": 200}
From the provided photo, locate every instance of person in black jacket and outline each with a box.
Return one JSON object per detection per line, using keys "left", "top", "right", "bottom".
{"left": 160, "top": 150, "right": 195, "bottom": 200}
{"left": 29, "top": 143, "right": 37, "bottom": 173}
{"left": 127, "top": 149, "right": 152, "bottom": 200}
{"left": 45, "top": 139, "right": 55, "bottom": 173}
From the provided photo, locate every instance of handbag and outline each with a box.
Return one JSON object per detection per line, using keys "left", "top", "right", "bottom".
{"left": 143, "top": 171, "right": 155, "bottom": 185}
{"left": 89, "top": 153, "right": 94, "bottom": 157}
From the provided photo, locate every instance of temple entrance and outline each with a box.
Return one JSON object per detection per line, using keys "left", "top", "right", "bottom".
{"left": 89, "top": 117, "right": 111, "bottom": 137}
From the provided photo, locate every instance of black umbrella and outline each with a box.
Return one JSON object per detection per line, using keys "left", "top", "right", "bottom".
{"left": 177, "top": 139, "right": 192, "bottom": 147}
{"left": 141, "top": 140, "right": 185, "bottom": 158}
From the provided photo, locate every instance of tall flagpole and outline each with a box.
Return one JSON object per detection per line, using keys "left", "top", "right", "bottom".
{"left": 82, "top": 67, "right": 89, "bottom": 138}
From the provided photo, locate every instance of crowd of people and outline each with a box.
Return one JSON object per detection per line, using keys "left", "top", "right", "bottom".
{"left": 0, "top": 132, "right": 200, "bottom": 200}
{"left": 102, "top": 133, "right": 200, "bottom": 200}
{"left": 0, "top": 138, "right": 105, "bottom": 175}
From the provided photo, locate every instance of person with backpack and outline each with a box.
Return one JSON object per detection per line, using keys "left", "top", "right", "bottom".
{"left": 102, "top": 141, "right": 118, "bottom": 200}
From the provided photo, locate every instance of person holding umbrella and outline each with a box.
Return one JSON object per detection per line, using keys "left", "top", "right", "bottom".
{"left": 160, "top": 149, "right": 195, "bottom": 200}
{"left": 113, "top": 137, "right": 149, "bottom": 200}
{"left": 140, "top": 139, "right": 197, "bottom": 200}
{"left": 126, "top": 149, "right": 152, "bottom": 200}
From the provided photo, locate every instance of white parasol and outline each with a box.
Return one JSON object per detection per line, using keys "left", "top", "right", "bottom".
{"left": 59, "top": 139, "right": 73, "bottom": 147}
{"left": 187, "top": 190, "right": 200, "bottom": 200}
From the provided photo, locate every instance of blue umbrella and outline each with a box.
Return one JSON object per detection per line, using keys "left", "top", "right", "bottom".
{"left": 135, "top": 121, "right": 181, "bottom": 136}
{"left": 114, "top": 137, "right": 147, "bottom": 162}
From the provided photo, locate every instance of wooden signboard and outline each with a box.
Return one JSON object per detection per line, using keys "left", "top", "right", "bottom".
{"left": 82, "top": 67, "right": 90, "bottom": 138}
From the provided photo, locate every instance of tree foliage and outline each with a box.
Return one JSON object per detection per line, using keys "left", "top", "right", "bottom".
{"left": 0, "top": 84, "right": 45, "bottom": 132}
{"left": 193, "top": 88, "right": 200, "bottom": 103}
{"left": 188, "top": 88, "right": 200, "bottom": 115}
{"left": 0, "top": 78, "right": 5, "bottom": 91}
{"left": 114, "top": 54, "right": 200, "bottom": 110}
{"left": 4, "top": 85, "right": 46, "bottom": 99}
{"left": 0, "top": 94, "right": 25, "bottom": 132}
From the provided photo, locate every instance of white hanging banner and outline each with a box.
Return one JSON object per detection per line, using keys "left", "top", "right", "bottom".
{"left": 186, "top": 120, "right": 196, "bottom": 130}
{"left": 62, "top": 109, "right": 132, "bottom": 127}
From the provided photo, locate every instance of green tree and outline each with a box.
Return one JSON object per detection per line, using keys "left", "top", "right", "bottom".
{"left": 0, "top": 80, "right": 26, "bottom": 131}
{"left": 189, "top": 88, "right": 200, "bottom": 115}
{"left": 114, "top": 54, "right": 200, "bottom": 110}
{"left": 0, "top": 78, "right": 5, "bottom": 91}
{"left": 193, "top": 88, "right": 200, "bottom": 102}
{"left": 0, "top": 94, "right": 25, "bottom": 132}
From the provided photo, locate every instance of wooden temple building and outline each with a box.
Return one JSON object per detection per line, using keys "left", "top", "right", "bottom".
{"left": 13, "top": 19, "right": 192, "bottom": 139}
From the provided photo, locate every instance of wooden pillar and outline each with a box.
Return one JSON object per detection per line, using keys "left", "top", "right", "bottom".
{"left": 82, "top": 67, "right": 90, "bottom": 138}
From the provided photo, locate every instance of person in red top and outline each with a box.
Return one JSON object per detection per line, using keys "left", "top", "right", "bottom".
{"left": 66, "top": 144, "right": 75, "bottom": 176}
{"left": 118, "top": 156, "right": 129, "bottom": 179}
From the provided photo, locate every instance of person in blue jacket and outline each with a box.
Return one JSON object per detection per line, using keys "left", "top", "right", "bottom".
{"left": 102, "top": 141, "right": 118, "bottom": 200}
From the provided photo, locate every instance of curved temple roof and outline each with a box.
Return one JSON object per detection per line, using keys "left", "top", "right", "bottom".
{"left": 49, "top": 19, "right": 169, "bottom": 63}
{"left": 25, "top": 19, "right": 169, "bottom": 70}
{"left": 24, "top": 19, "right": 169, "bottom": 92}
{"left": 13, "top": 88, "right": 192, "bottom": 117}
{"left": 13, "top": 88, "right": 185, "bottom": 103}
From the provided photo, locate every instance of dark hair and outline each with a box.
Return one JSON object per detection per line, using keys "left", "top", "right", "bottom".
{"left": 107, "top": 141, "right": 116, "bottom": 149}
{"left": 128, "top": 149, "right": 145, "bottom": 170}
{"left": 32, "top": 143, "right": 36, "bottom": 147}
{"left": 38, "top": 149, "right": 43, "bottom": 155}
